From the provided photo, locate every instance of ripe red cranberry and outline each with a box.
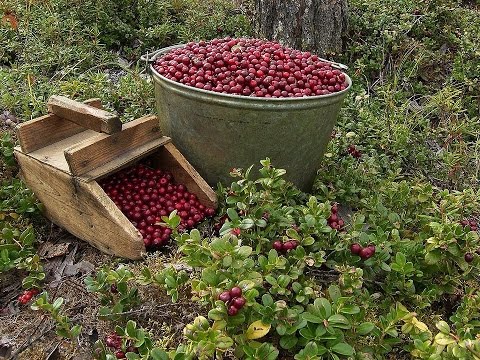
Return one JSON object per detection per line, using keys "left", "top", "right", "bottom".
{"left": 106, "top": 334, "right": 121, "bottom": 349}
{"left": 232, "top": 296, "right": 246, "bottom": 309}
{"left": 115, "top": 351, "right": 126, "bottom": 359}
{"left": 359, "top": 247, "right": 374, "bottom": 260}
{"left": 126, "top": 346, "right": 138, "bottom": 353}
{"left": 228, "top": 306, "right": 238, "bottom": 316}
{"left": 464, "top": 253, "right": 474, "bottom": 263}
{"left": 282, "top": 241, "right": 295, "bottom": 251}
{"left": 350, "top": 243, "right": 362, "bottom": 255}
{"left": 229, "top": 286, "right": 242, "bottom": 298}
{"left": 230, "top": 228, "right": 241, "bottom": 236}
{"left": 219, "top": 291, "right": 231, "bottom": 302}
{"left": 273, "top": 240, "right": 283, "bottom": 251}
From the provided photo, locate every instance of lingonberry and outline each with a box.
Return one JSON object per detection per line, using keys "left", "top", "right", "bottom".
{"left": 350, "top": 243, "right": 362, "bottom": 255}
{"left": 229, "top": 286, "right": 242, "bottom": 298}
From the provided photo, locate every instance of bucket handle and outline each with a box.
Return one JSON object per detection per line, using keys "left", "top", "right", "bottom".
{"left": 318, "top": 57, "right": 349, "bottom": 70}
{"left": 140, "top": 49, "right": 164, "bottom": 63}
{"left": 140, "top": 48, "right": 349, "bottom": 71}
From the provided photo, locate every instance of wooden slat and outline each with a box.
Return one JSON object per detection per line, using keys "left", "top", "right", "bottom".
{"left": 16, "top": 98, "right": 103, "bottom": 153}
{"left": 78, "top": 137, "right": 171, "bottom": 182}
{"left": 47, "top": 95, "right": 122, "bottom": 134}
{"left": 152, "top": 143, "right": 218, "bottom": 208}
{"left": 64, "top": 115, "right": 163, "bottom": 176}
{"left": 14, "top": 151, "right": 145, "bottom": 259}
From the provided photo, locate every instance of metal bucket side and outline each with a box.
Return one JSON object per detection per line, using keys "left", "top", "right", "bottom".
{"left": 149, "top": 46, "right": 351, "bottom": 191}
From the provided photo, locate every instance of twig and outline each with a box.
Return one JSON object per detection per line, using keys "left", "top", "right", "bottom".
{"left": 7, "top": 317, "right": 53, "bottom": 360}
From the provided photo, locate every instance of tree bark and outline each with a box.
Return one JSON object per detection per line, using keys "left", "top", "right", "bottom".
{"left": 254, "top": 0, "right": 348, "bottom": 56}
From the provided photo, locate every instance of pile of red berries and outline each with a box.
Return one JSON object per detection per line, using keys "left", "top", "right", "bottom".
{"left": 347, "top": 145, "right": 362, "bottom": 159}
{"left": 100, "top": 163, "right": 215, "bottom": 250}
{"left": 105, "top": 333, "right": 138, "bottom": 359}
{"left": 218, "top": 286, "right": 246, "bottom": 316}
{"left": 328, "top": 203, "right": 345, "bottom": 230}
{"left": 460, "top": 219, "right": 478, "bottom": 232}
{"left": 272, "top": 239, "right": 299, "bottom": 252}
{"left": 350, "top": 243, "right": 376, "bottom": 260}
{"left": 154, "top": 38, "right": 349, "bottom": 98}
{"left": 18, "top": 288, "right": 40, "bottom": 304}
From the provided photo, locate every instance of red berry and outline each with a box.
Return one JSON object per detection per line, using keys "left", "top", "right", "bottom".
{"left": 230, "top": 228, "right": 241, "bottom": 236}
{"left": 229, "top": 286, "right": 242, "bottom": 298}
{"left": 273, "top": 240, "right": 283, "bottom": 251}
{"left": 359, "top": 247, "right": 374, "bottom": 260}
{"left": 465, "top": 253, "right": 474, "bottom": 263}
{"left": 232, "top": 296, "right": 246, "bottom": 309}
{"left": 350, "top": 243, "right": 362, "bottom": 255}
{"left": 106, "top": 335, "right": 121, "bottom": 349}
{"left": 227, "top": 305, "right": 238, "bottom": 316}
{"left": 329, "top": 213, "right": 338, "bottom": 223}
{"left": 218, "top": 291, "right": 231, "bottom": 302}
{"left": 367, "top": 244, "right": 376, "bottom": 256}
{"left": 282, "top": 241, "right": 295, "bottom": 251}
{"left": 115, "top": 351, "right": 126, "bottom": 359}
{"left": 126, "top": 346, "right": 138, "bottom": 353}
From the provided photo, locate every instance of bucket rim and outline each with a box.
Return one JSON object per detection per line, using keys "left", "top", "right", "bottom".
{"left": 147, "top": 44, "right": 352, "bottom": 102}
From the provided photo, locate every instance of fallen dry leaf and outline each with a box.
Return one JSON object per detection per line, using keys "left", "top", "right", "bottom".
{"left": 2, "top": 12, "right": 18, "bottom": 30}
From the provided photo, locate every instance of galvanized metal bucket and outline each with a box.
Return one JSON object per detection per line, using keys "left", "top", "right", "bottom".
{"left": 143, "top": 45, "right": 351, "bottom": 191}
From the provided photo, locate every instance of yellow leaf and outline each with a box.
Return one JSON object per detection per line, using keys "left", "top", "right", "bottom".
{"left": 245, "top": 320, "right": 271, "bottom": 340}
{"left": 412, "top": 317, "right": 429, "bottom": 333}
{"left": 9, "top": 213, "right": 20, "bottom": 220}
{"left": 434, "top": 333, "right": 456, "bottom": 346}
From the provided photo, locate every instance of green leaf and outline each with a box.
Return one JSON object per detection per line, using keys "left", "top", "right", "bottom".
{"left": 331, "top": 342, "right": 354, "bottom": 356}
{"left": 126, "top": 320, "right": 136, "bottom": 338}
{"left": 302, "top": 313, "right": 323, "bottom": 324}
{"left": 52, "top": 297, "right": 64, "bottom": 311}
{"left": 208, "top": 308, "right": 225, "bottom": 321}
{"left": 236, "top": 246, "right": 253, "bottom": 258}
{"left": 262, "top": 294, "right": 274, "bottom": 307}
{"left": 277, "top": 274, "right": 291, "bottom": 288}
{"left": 328, "top": 314, "right": 351, "bottom": 329}
{"left": 240, "top": 218, "right": 255, "bottom": 229}
{"left": 227, "top": 208, "right": 239, "bottom": 221}
{"left": 328, "top": 285, "right": 341, "bottom": 303}
{"left": 150, "top": 348, "right": 169, "bottom": 360}
{"left": 396, "top": 252, "right": 406, "bottom": 266}
{"left": 425, "top": 250, "right": 442, "bottom": 264}
{"left": 280, "top": 335, "right": 298, "bottom": 349}
{"left": 357, "top": 322, "right": 375, "bottom": 335}
{"left": 126, "top": 353, "right": 141, "bottom": 360}
{"left": 435, "top": 321, "right": 450, "bottom": 334}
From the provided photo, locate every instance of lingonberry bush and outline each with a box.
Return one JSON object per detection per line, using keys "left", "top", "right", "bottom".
{"left": 91, "top": 159, "right": 480, "bottom": 359}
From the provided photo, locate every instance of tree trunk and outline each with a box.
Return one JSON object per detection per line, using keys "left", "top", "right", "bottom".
{"left": 254, "top": 0, "right": 348, "bottom": 56}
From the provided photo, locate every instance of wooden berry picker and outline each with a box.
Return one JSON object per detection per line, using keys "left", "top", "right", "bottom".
{"left": 14, "top": 96, "right": 217, "bottom": 260}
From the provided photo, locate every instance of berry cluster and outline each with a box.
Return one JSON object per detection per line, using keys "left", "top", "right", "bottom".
{"left": 218, "top": 286, "right": 246, "bottom": 316}
{"left": 18, "top": 288, "right": 40, "bottom": 304}
{"left": 328, "top": 203, "right": 345, "bottom": 230}
{"left": 460, "top": 219, "right": 478, "bottom": 232}
{"left": 272, "top": 239, "right": 299, "bottom": 252}
{"left": 347, "top": 145, "right": 362, "bottom": 159}
{"left": 105, "top": 333, "right": 138, "bottom": 359}
{"left": 100, "top": 163, "right": 215, "bottom": 250}
{"left": 350, "top": 243, "right": 376, "bottom": 260}
{"left": 154, "top": 38, "right": 348, "bottom": 98}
